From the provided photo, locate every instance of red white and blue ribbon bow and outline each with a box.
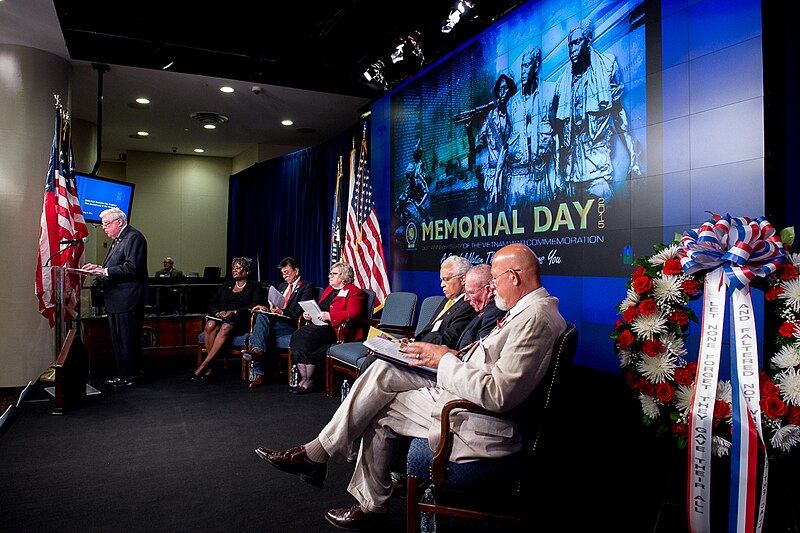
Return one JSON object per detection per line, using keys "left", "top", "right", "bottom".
{"left": 677, "top": 213, "right": 786, "bottom": 533}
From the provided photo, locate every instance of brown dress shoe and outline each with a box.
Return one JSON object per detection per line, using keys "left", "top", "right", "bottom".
{"left": 249, "top": 375, "right": 265, "bottom": 388}
{"left": 325, "top": 504, "right": 386, "bottom": 530}
{"left": 254, "top": 445, "right": 327, "bottom": 487}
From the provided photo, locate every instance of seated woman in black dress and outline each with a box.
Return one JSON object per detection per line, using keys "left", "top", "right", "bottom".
{"left": 290, "top": 261, "right": 368, "bottom": 394}
{"left": 193, "top": 257, "right": 266, "bottom": 381}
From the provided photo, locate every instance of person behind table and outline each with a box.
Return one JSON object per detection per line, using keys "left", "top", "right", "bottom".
{"left": 155, "top": 257, "right": 183, "bottom": 278}
{"left": 192, "top": 257, "right": 266, "bottom": 381}
{"left": 81, "top": 207, "right": 149, "bottom": 388}
{"left": 253, "top": 243, "right": 567, "bottom": 529}
{"left": 245, "top": 256, "right": 316, "bottom": 388}
{"left": 288, "top": 261, "right": 367, "bottom": 394}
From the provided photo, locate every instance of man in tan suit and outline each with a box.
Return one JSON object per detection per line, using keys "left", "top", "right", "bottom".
{"left": 254, "top": 243, "right": 567, "bottom": 529}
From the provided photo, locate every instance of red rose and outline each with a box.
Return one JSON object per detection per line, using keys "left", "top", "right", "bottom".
{"left": 669, "top": 309, "right": 689, "bottom": 326}
{"left": 682, "top": 278, "right": 701, "bottom": 295}
{"left": 615, "top": 317, "right": 624, "bottom": 330}
{"left": 638, "top": 299, "right": 658, "bottom": 316}
{"left": 779, "top": 264, "right": 799, "bottom": 281}
{"left": 761, "top": 395, "right": 788, "bottom": 419}
{"left": 638, "top": 378, "right": 655, "bottom": 396}
{"left": 623, "top": 306, "right": 639, "bottom": 323}
{"left": 779, "top": 321, "right": 796, "bottom": 338}
{"left": 788, "top": 406, "right": 800, "bottom": 426}
{"left": 713, "top": 399, "right": 731, "bottom": 419}
{"left": 633, "top": 266, "right": 647, "bottom": 279}
{"left": 663, "top": 258, "right": 682, "bottom": 276}
{"left": 626, "top": 371, "right": 638, "bottom": 389}
{"left": 674, "top": 365, "right": 696, "bottom": 386}
{"left": 765, "top": 286, "right": 784, "bottom": 301}
{"left": 656, "top": 382, "right": 675, "bottom": 402}
{"left": 618, "top": 330, "right": 636, "bottom": 350}
{"left": 759, "top": 375, "right": 780, "bottom": 397}
{"left": 642, "top": 339, "right": 663, "bottom": 357}
{"left": 672, "top": 422, "right": 689, "bottom": 439}
{"left": 633, "top": 275, "right": 653, "bottom": 294}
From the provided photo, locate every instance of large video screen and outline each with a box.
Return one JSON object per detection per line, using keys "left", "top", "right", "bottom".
{"left": 371, "top": 0, "right": 765, "bottom": 372}
{"left": 74, "top": 172, "right": 136, "bottom": 224}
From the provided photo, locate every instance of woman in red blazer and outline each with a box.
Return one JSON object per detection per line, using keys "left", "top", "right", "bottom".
{"left": 289, "top": 261, "right": 368, "bottom": 394}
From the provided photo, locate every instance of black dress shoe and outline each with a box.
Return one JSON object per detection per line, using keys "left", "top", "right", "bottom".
{"left": 292, "top": 384, "right": 316, "bottom": 395}
{"left": 105, "top": 377, "right": 123, "bottom": 386}
{"left": 254, "top": 445, "right": 327, "bottom": 487}
{"left": 325, "top": 504, "right": 387, "bottom": 530}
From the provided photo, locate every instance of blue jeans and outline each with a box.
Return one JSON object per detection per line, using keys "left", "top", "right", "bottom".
{"left": 250, "top": 313, "right": 295, "bottom": 377}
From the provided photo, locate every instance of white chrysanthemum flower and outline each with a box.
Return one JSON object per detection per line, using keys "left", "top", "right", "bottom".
{"left": 661, "top": 333, "right": 687, "bottom": 359}
{"left": 674, "top": 384, "right": 695, "bottom": 414}
{"left": 716, "top": 380, "right": 732, "bottom": 403}
{"left": 618, "top": 348, "right": 637, "bottom": 369}
{"left": 636, "top": 353, "right": 676, "bottom": 384}
{"left": 631, "top": 311, "right": 669, "bottom": 340}
{"left": 788, "top": 252, "right": 800, "bottom": 267}
{"left": 653, "top": 275, "right": 684, "bottom": 305}
{"left": 771, "top": 424, "right": 800, "bottom": 452}
{"left": 776, "top": 368, "right": 800, "bottom": 406}
{"left": 712, "top": 435, "right": 732, "bottom": 457}
{"left": 640, "top": 393, "right": 660, "bottom": 419}
{"left": 772, "top": 344, "right": 800, "bottom": 370}
{"left": 649, "top": 244, "right": 678, "bottom": 265}
{"left": 619, "top": 288, "right": 639, "bottom": 312}
{"left": 778, "top": 278, "right": 800, "bottom": 313}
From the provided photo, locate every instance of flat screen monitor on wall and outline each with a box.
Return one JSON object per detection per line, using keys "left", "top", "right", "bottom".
{"left": 74, "top": 172, "right": 135, "bottom": 224}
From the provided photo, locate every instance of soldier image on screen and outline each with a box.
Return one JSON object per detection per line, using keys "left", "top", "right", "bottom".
{"left": 474, "top": 72, "right": 518, "bottom": 211}
{"left": 507, "top": 45, "right": 560, "bottom": 207}
{"left": 553, "top": 18, "right": 642, "bottom": 201}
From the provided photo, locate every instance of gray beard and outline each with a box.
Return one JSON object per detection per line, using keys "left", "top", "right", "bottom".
{"left": 495, "top": 294, "right": 509, "bottom": 311}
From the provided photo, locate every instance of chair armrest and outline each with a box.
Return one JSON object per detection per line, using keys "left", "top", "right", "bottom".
{"left": 335, "top": 317, "right": 380, "bottom": 343}
{"left": 377, "top": 324, "right": 415, "bottom": 338}
{"left": 430, "top": 399, "right": 515, "bottom": 484}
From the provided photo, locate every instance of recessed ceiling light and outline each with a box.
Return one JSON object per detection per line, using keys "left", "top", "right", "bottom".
{"left": 193, "top": 148, "right": 204, "bottom": 153}
{"left": 281, "top": 119, "right": 294, "bottom": 126}
{"left": 203, "top": 124, "right": 216, "bottom": 130}
{"left": 220, "top": 86, "right": 234, "bottom": 93}
{"left": 137, "top": 131, "right": 149, "bottom": 137}
{"left": 135, "top": 98, "right": 150, "bottom": 105}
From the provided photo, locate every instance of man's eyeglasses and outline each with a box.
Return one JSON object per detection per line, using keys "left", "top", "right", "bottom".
{"left": 101, "top": 219, "right": 119, "bottom": 227}
{"left": 440, "top": 274, "right": 462, "bottom": 283}
{"left": 490, "top": 268, "right": 521, "bottom": 285}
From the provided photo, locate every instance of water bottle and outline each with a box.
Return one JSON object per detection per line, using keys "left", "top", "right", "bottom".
{"left": 420, "top": 487, "right": 437, "bottom": 533}
{"left": 340, "top": 379, "right": 351, "bottom": 403}
{"left": 290, "top": 364, "right": 299, "bottom": 388}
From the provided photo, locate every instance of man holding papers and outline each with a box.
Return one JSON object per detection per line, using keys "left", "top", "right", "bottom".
{"left": 245, "top": 257, "right": 316, "bottom": 388}
{"left": 254, "top": 244, "right": 567, "bottom": 530}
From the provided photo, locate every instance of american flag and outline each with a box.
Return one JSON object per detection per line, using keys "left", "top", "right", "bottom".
{"left": 342, "top": 124, "right": 390, "bottom": 310}
{"left": 35, "top": 103, "right": 88, "bottom": 327}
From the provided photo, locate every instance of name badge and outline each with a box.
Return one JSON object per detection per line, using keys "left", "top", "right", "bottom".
{"left": 431, "top": 319, "right": 443, "bottom": 332}
{"left": 338, "top": 289, "right": 349, "bottom": 297}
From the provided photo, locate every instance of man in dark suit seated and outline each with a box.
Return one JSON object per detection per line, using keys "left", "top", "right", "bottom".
{"left": 245, "top": 257, "right": 316, "bottom": 388}
{"left": 453, "top": 263, "right": 505, "bottom": 349}
{"left": 413, "top": 255, "right": 477, "bottom": 347}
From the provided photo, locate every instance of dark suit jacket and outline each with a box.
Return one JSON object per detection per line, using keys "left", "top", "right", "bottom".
{"left": 319, "top": 282, "right": 368, "bottom": 342}
{"left": 278, "top": 278, "right": 317, "bottom": 323}
{"left": 101, "top": 225, "right": 149, "bottom": 314}
{"left": 415, "top": 295, "right": 477, "bottom": 349}
{"left": 208, "top": 280, "right": 267, "bottom": 333}
{"left": 456, "top": 300, "right": 506, "bottom": 349}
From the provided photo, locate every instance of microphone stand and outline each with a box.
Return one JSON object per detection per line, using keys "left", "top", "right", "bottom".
{"left": 45, "top": 240, "right": 80, "bottom": 267}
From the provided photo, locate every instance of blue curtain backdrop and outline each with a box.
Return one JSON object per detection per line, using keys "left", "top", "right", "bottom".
{"left": 227, "top": 121, "right": 364, "bottom": 290}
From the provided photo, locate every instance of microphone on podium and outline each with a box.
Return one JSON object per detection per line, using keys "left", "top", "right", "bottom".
{"left": 59, "top": 236, "right": 89, "bottom": 245}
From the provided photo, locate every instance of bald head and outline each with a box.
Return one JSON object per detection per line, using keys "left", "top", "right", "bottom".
{"left": 490, "top": 244, "right": 541, "bottom": 310}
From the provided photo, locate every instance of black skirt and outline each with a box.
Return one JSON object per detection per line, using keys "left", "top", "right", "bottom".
{"left": 289, "top": 323, "right": 337, "bottom": 364}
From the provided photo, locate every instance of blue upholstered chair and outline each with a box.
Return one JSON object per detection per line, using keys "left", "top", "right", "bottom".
{"left": 323, "top": 288, "right": 386, "bottom": 396}
{"left": 405, "top": 323, "right": 578, "bottom": 531}
{"left": 197, "top": 326, "right": 250, "bottom": 379}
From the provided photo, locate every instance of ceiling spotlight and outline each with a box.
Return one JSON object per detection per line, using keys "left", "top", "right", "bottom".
{"left": 162, "top": 61, "right": 174, "bottom": 70}
{"left": 391, "top": 39, "right": 405, "bottom": 64}
{"left": 203, "top": 124, "right": 216, "bottom": 130}
{"left": 193, "top": 148, "right": 204, "bottom": 153}
{"left": 281, "top": 119, "right": 294, "bottom": 126}
{"left": 442, "top": 1, "right": 474, "bottom": 33}
{"left": 190, "top": 112, "right": 229, "bottom": 129}
{"left": 219, "top": 86, "right": 234, "bottom": 93}
{"left": 137, "top": 131, "right": 149, "bottom": 137}
{"left": 135, "top": 98, "right": 150, "bottom": 105}
{"left": 363, "top": 60, "right": 386, "bottom": 84}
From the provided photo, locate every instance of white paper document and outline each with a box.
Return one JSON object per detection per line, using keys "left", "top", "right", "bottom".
{"left": 362, "top": 336, "right": 437, "bottom": 378}
{"left": 299, "top": 299, "right": 326, "bottom": 325}
{"left": 268, "top": 285, "right": 285, "bottom": 309}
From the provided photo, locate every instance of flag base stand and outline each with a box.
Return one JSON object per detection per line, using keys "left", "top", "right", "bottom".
{"left": 39, "top": 365, "right": 56, "bottom": 383}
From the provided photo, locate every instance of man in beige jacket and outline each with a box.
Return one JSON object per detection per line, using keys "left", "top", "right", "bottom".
{"left": 254, "top": 243, "right": 567, "bottom": 529}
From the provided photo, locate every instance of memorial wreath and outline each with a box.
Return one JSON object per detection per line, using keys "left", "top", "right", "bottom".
{"left": 612, "top": 221, "right": 800, "bottom": 459}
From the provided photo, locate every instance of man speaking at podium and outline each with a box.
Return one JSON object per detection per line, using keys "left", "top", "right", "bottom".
{"left": 83, "top": 208, "right": 149, "bottom": 388}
